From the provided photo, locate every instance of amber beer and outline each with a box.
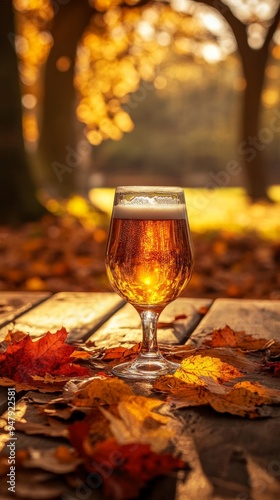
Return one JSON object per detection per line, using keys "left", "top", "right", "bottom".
{"left": 106, "top": 203, "right": 193, "bottom": 310}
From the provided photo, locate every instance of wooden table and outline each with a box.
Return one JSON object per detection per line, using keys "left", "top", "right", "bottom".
{"left": 0, "top": 291, "right": 280, "bottom": 500}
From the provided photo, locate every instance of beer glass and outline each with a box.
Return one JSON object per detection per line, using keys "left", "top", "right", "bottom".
{"left": 105, "top": 186, "right": 193, "bottom": 380}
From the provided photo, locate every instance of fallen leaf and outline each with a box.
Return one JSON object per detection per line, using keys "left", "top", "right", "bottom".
{"left": 207, "top": 325, "right": 280, "bottom": 353}
{"left": 68, "top": 414, "right": 113, "bottom": 456}
{"left": 209, "top": 381, "right": 280, "bottom": 418}
{"left": 101, "top": 395, "right": 174, "bottom": 453}
{"left": 197, "top": 305, "right": 210, "bottom": 316}
{"left": 156, "top": 375, "right": 280, "bottom": 419}
{"left": 160, "top": 344, "right": 259, "bottom": 373}
{"left": 102, "top": 343, "right": 141, "bottom": 363}
{"left": 69, "top": 350, "right": 92, "bottom": 359}
{"left": 0, "top": 328, "right": 91, "bottom": 391}
{"left": 158, "top": 314, "right": 188, "bottom": 328}
{"left": 3, "top": 330, "right": 28, "bottom": 344}
{"left": 67, "top": 434, "right": 186, "bottom": 500}
{"left": 173, "top": 355, "right": 242, "bottom": 386}
{"left": 72, "top": 377, "right": 134, "bottom": 407}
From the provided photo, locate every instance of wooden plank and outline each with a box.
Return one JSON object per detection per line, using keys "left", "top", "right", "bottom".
{"left": 89, "top": 298, "right": 213, "bottom": 347}
{"left": 177, "top": 408, "right": 280, "bottom": 500}
{"left": 0, "top": 292, "right": 124, "bottom": 342}
{"left": 180, "top": 298, "right": 280, "bottom": 499}
{"left": 187, "top": 298, "right": 280, "bottom": 347}
{"left": 0, "top": 292, "right": 50, "bottom": 328}
{"left": 1, "top": 297, "right": 279, "bottom": 500}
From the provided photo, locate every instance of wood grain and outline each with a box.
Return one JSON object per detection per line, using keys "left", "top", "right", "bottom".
{"left": 0, "top": 292, "right": 50, "bottom": 328}
{"left": 182, "top": 298, "right": 280, "bottom": 499}
{"left": 1, "top": 295, "right": 280, "bottom": 500}
{"left": 88, "top": 298, "right": 213, "bottom": 347}
{"left": 187, "top": 298, "right": 280, "bottom": 347}
{"left": 0, "top": 292, "right": 124, "bottom": 342}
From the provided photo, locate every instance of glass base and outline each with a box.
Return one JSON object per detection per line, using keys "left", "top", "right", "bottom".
{"left": 111, "top": 353, "right": 179, "bottom": 381}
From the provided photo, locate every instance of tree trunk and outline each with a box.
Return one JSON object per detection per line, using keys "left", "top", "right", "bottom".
{"left": 196, "top": 0, "right": 280, "bottom": 201}
{"left": 0, "top": 0, "right": 45, "bottom": 224}
{"left": 239, "top": 48, "right": 269, "bottom": 201}
{"left": 36, "top": 0, "right": 92, "bottom": 199}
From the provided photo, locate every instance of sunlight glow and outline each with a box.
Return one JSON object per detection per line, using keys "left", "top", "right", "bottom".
{"left": 21, "top": 93, "right": 37, "bottom": 109}
{"left": 261, "top": 88, "right": 279, "bottom": 107}
{"left": 201, "top": 13, "right": 223, "bottom": 33}
{"left": 247, "top": 23, "right": 266, "bottom": 49}
{"left": 202, "top": 43, "right": 222, "bottom": 64}
{"left": 89, "top": 187, "right": 280, "bottom": 240}
{"left": 13, "top": 0, "right": 280, "bottom": 149}
{"left": 137, "top": 21, "right": 155, "bottom": 40}
{"left": 226, "top": 0, "right": 279, "bottom": 23}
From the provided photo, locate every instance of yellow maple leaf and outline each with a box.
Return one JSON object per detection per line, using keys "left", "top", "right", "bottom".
{"left": 72, "top": 377, "right": 134, "bottom": 407}
{"left": 174, "top": 355, "right": 242, "bottom": 386}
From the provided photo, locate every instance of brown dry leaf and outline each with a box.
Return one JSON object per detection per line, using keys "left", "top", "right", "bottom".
{"left": 197, "top": 305, "right": 210, "bottom": 316}
{"left": 163, "top": 378, "right": 280, "bottom": 418}
{"left": 72, "top": 377, "right": 134, "bottom": 407}
{"left": 3, "top": 330, "right": 28, "bottom": 344}
{"left": 154, "top": 375, "right": 211, "bottom": 405}
{"left": 0, "top": 376, "right": 40, "bottom": 392}
{"left": 209, "top": 381, "right": 280, "bottom": 418}
{"left": 102, "top": 342, "right": 142, "bottom": 363}
{"left": 208, "top": 325, "right": 280, "bottom": 353}
{"left": 101, "top": 395, "right": 174, "bottom": 453}
{"left": 173, "top": 355, "right": 242, "bottom": 386}
{"left": 161, "top": 344, "right": 259, "bottom": 373}
{"left": 210, "top": 325, "right": 242, "bottom": 347}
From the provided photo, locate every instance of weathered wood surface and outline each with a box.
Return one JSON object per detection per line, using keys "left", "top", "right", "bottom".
{"left": 0, "top": 292, "right": 50, "bottom": 328}
{"left": 187, "top": 298, "right": 280, "bottom": 347}
{"left": 0, "top": 292, "right": 124, "bottom": 342}
{"left": 89, "top": 298, "right": 213, "bottom": 347}
{"left": 1, "top": 294, "right": 280, "bottom": 500}
{"left": 180, "top": 297, "right": 280, "bottom": 499}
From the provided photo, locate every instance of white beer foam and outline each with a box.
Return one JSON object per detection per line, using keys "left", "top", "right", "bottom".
{"left": 113, "top": 204, "right": 186, "bottom": 220}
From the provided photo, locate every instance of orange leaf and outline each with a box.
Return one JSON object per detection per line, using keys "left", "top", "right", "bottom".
{"left": 208, "top": 325, "right": 279, "bottom": 352}
{"left": 102, "top": 343, "right": 141, "bottom": 364}
{"left": 72, "top": 377, "right": 134, "bottom": 407}
{"left": 3, "top": 330, "right": 28, "bottom": 344}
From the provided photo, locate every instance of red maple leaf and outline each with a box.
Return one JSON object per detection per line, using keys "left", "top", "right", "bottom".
{"left": 0, "top": 327, "right": 91, "bottom": 385}
{"left": 68, "top": 423, "right": 186, "bottom": 500}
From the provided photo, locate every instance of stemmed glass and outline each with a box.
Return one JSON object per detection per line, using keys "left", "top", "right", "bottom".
{"left": 105, "top": 186, "right": 193, "bottom": 380}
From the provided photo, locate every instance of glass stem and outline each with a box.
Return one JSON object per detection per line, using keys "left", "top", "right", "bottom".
{"left": 139, "top": 310, "right": 160, "bottom": 356}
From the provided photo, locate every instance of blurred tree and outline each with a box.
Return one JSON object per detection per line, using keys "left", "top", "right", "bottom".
{"left": 38, "top": 0, "right": 93, "bottom": 198}
{"left": 8, "top": 0, "right": 280, "bottom": 215}
{"left": 0, "top": 0, "right": 45, "bottom": 224}
{"left": 195, "top": 0, "right": 280, "bottom": 201}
